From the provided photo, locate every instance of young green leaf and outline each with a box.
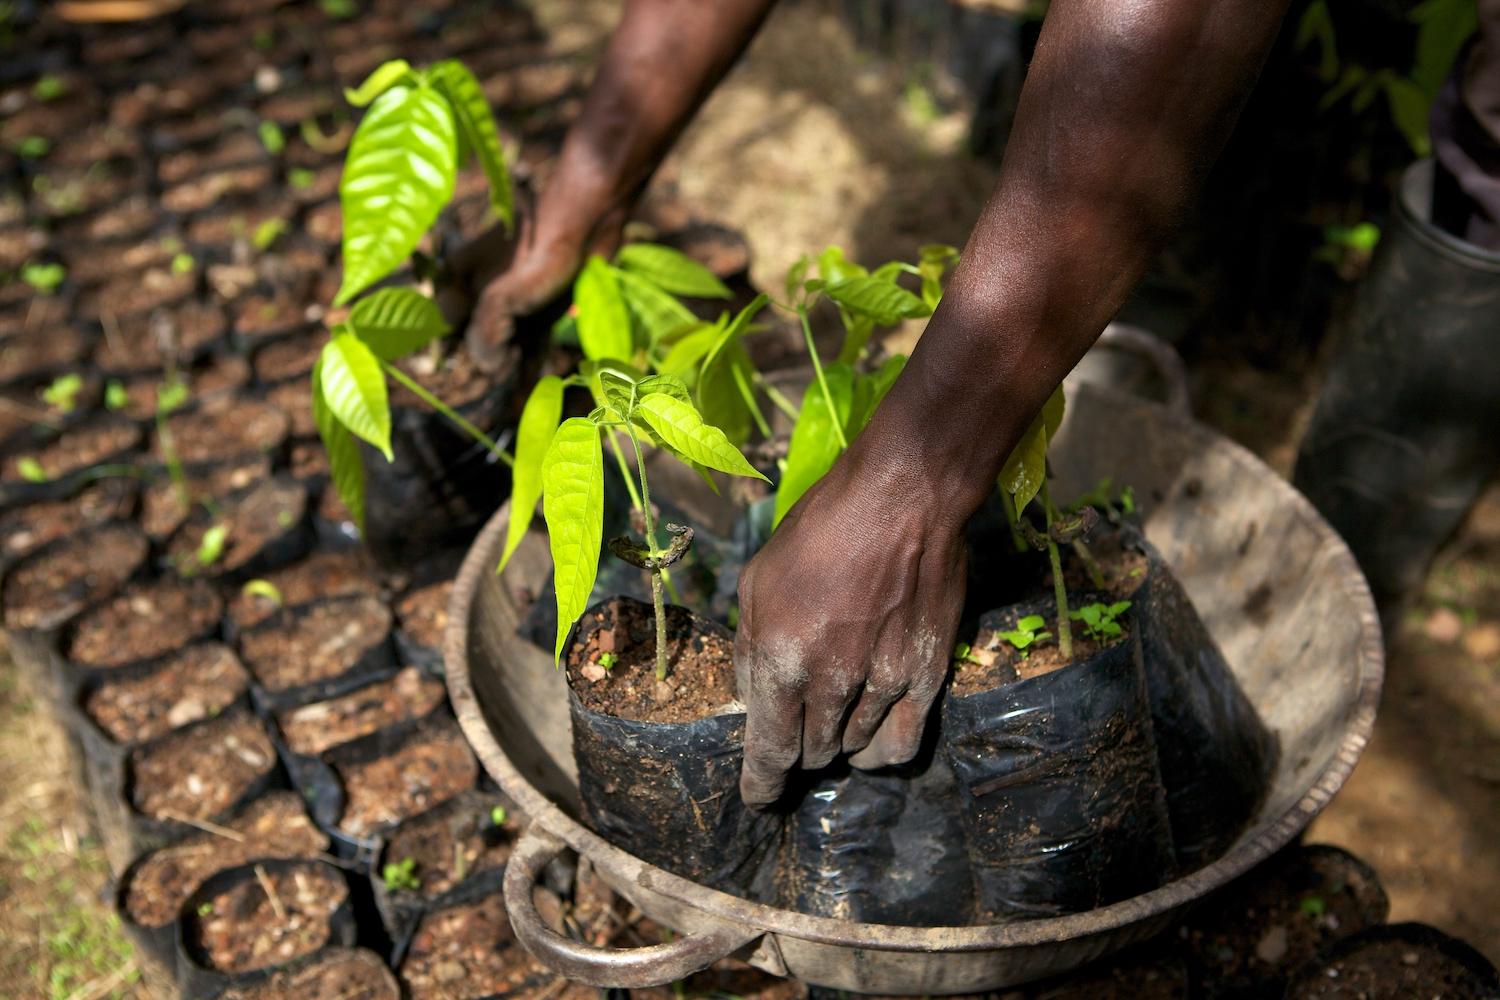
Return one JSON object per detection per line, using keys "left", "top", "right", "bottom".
{"left": 21, "top": 262, "right": 65, "bottom": 294}
{"left": 17, "top": 457, "right": 48, "bottom": 483}
{"left": 196, "top": 523, "right": 229, "bottom": 566}
{"left": 312, "top": 358, "right": 367, "bottom": 531}
{"left": 242, "top": 579, "right": 284, "bottom": 606}
{"left": 104, "top": 380, "right": 128, "bottom": 411}
{"left": 784, "top": 253, "right": 811, "bottom": 304}
{"left": 573, "top": 256, "right": 633, "bottom": 361}
{"left": 700, "top": 293, "right": 769, "bottom": 377}
{"left": 319, "top": 332, "right": 393, "bottom": 460}
{"left": 918, "top": 243, "right": 959, "bottom": 308}
{"left": 773, "top": 362, "right": 854, "bottom": 527}
{"left": 498, "top": 375, "right": 564, "bottom": 574}
{"left": 344, "top": 59, "right": 414, "bottom": 107}
{"left": 696, "top": 338, "right": 754, "bottom": 447}
{"left": 258, "top": 120, "right": 286, "bottom": 155}
{"left": 428, "top": 59, "right": 513, "bottom": 228}
{"left": 335, "top": 84, "right": 458, "bottom": 305}
{"left": 655, "top": 323, "right": 720, "bottom": 379}
{"left": 614, "top": 243, "right": 731, "bottom": 299}
{"left": 613, "top": 266, "right": 698, "bottom": 346}
{"left": 635, "top": 373, "right": 693, "bottom": 404}
{"left": 824, "top": 275, "right": 932, "bottom": 326}
{"left": 42, "top": 373, "right": 83, "bottom": 413}
{"left": 157, "top": 379, "right": 190, "bottom": 415}
{"left": 816, "top": 245, "right": 867, "bottom": 285}
{"left": 999, "top": 384, "right": 1065, "bottom": 518}
{"left": 542, "top": 418, "right": 605, "bottom": 664}
{"left": 347, "top": 287, "right": 450, "bottom": 360}
{"left": 635, "top": 393, "right": 767, "bottom": 481}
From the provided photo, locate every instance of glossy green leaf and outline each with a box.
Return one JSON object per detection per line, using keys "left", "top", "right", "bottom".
{"left": 498, "top": 375, "right": 564, "bottom": 574}
{"left": 613, "top": 266, "right": 698, "bottom": 346}
{"left": 429, "top": 59, "right": 513, "bottom": 228}
{"left": 655, "top": 323, "right": 720, "bottom": 379}
{"left": 542, "top": 418, "right": 605, "bottom": 663}
{"left": 343, "top": 59, "right": 413, "bottom": 106}
{"left": 816, "top": 246, "right": 866, "bottom": 285}
{"left": 918, "top": 243, "right": 958, "bottom": 308}
{"left": 773, "top": 363, "right": 854, "bottom": 527}
{"left": 696, "top": 338, "right": 753, "bottom": 447}
{"left": 241, "top": 579, "right": 284, "bottom": 606}
{"left": 700, "top": 293, "right": 769, "bottom": 377}
{"left": 319, "top": 332, "right": 393, "bottom": 460}
{"left": 597, "top": 369, "right": 638, "bottom": 418}
{"left": 573, "top": 257, "right": 633, "bottom": 361}
{"left": 312, "top": 358, "right": 367, "bottom": 531}
{"left": 615, "top": 243, "right": 730, "bottom": 299}
{"left": 825, "top": 275, "right": 932, "bottom": 325}
{"left": 336, "top": 84, "right": 458, "bottom": 305}
{"left": 348, "top": 287, "right": 451, "bottom": 360}
{"left": 635, "top": 373, "right": 692, "bottom": 404}
{"left": 784, "top": 254, "right": 811, "bottom": 304}
{"left": 1000, "top": 384, "right": 1065, "bottom": 518}
{"left": 635, "top": 393, "right": 766, "bottom": 480}
{"left": 579, "top": 358, "right": 645, "bottom": 411}
{"left": 196, "top": 523, "right": 229, "bottom": 566}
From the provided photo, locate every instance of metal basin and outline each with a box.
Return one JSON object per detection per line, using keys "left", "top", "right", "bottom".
{"left": 444, "top": 382, "right": 1384, "bottom": 995}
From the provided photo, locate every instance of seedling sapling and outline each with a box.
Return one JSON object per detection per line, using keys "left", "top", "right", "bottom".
{"left": 951, "top": 642, "right": 982, "bottom": 668}
{"left": 381, "top": 857, "right": 420, "bottom": 893}
{"left": 996, "top": 614, "right": 1053, "bottom": 660}
{"left": 489, "top": 805, "right": 507, "bottom": 826}
{"left": 1069, "top": 600, "right": 1133, "bottom": 644}
{"left": 596, "top": 652, "right": 618, "bottom": 671}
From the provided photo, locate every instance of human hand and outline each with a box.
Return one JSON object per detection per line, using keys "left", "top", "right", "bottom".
{"left": 735, "top": 445, "right": 968, "bottom": 809}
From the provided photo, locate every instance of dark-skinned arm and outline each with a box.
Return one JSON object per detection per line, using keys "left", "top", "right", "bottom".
{"left": 736, "top": 0, "right": 1292, "bottom": 807}
{"left": 463, "top": 0, "right": 777, "bottom": 365}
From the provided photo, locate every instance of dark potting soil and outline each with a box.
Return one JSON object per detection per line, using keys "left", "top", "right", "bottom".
{"left": 78, "top": 267, "right": 196, "bottom": 320}
{"left": 63, "top": 236, "right": 174, "bottom": 287}
{"left": 304, "top": 201, "right": 341, "bottom": 247}
{"left": 225, "top": 548, "right": 382, "bottom": 632}
{"left": 191, "top": 351, "right": 253, "bottom": 398}
{"left": 129, "top": 709, "right": 277, "bottom": 822}
{"left": 251, "top": 328, "right": 321, "bottom": 384}
{"left": 388, "top": 347, "right": 495, "bottom": 412}
{"left": 85, "top": 642, "right": 249, "bottom": 745}
{"left": 93, "top": 300, "right": 226, "bottom": 374}
{"left": 3, "top": 415, "right": 141, "bottom": 485}
{"left": 65, "top": 576, "right": 223, "bottom": 669}
{"left": 1182, "top": 845, "right": 1389, "bottom": 995}
{"left": 164, "top": 476, "right": 307, "bottom": 577}
{"left": 237, "top": 594, "right": 391, "bottom": 694}
{"left": 123, "top": 791, "right": 328, "bottom": 929}
{"left": 155, "top": 395, "right": 289, "bottom": 465}
{"left": 215, "top": 947, "right": 399, "bottom": 1000}
{"left": 139, "top": 454, "right": 269, "bottom": 541}
{"left": 157, "top": 131, "right": 263, "bottom": 186}
{"left": 229, "top": 291, "right": 313, "bottom": 345}
{"left": 1, "top": 522, "right": 148, "bottom": 630}
{"left": 159, "top": 164, "right": 275, "bottom": 215}
{"left": 398, "top": 892, "right": 541, "bottom": 1000}
{"left": 332, "top": 720, "right": 478, "bottom": 839}
{"left": 566, "top": 598, "right": 739, "bottom": 724}
{"left": 380, "top": 793, "right": 521, "bottom": 901}
{"left": 276, "top": 667, "right": 445, "bottom": 757}
{"left": 393, "top": 578, "right": 452, "bottom": 653}
{"left": 55, "top": 195, "right": 159, "bottom": 243}
{"left": 185, "top": 861, "right": 347, "bottom": 973}
{"left": 264, "top": 378, "right": 316, "bottom": 439}
{"left": 1284, "top": 924, "right": 1500, "bottom": 999}
{"left": 0, "top": 478, "right": 136, "bottom": 561}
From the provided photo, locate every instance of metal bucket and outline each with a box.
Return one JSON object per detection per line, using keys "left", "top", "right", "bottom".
{"left": 444, "top": 379, "right": 1384, "bottom": 995}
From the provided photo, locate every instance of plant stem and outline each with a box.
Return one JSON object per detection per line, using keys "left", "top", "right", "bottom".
{"left": 155, "top": 409, "right": 190, "bottom": 510}
{"left": 606, "top": 427, "right": 682, "bottom": 604}
{"left": 998, "top": 488, "right": 1029, "bottom": 553}
{"left": 798, "top": 306, "right": 847, "bottom": 449}
{"left": 1071, "top": 539, "right": 1106, "bottom": 589}
{"left": 754, "top": 375, "right": 801, "bottom": 423}
{"left": 380, "top": 360, "right": 515, "bottom": 467}
{"left": 730, "top": 362, "right": 772, "bottom": 439}
{"left": 1040, "top": 478, "right": 1073, "bottom": 659}
{"left": 623, "top": 422, "right": 669, "bottom": 681}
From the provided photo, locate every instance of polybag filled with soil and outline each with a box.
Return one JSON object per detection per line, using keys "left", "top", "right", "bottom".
{"left": 566, "top": 596, "right": 780, "bottom": 900}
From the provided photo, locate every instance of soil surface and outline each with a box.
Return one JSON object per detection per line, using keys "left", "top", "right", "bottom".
{"left": 1, "top": 522, "right": 148, "bottom": 630}
{"left": 237, "top": 594, "right": 391, "bottom": 694}
{"left": 380, "top": 792, "right": 521, "bottom": 901}
{"left": 139, "top": 454, "right": 269, "bottom": 541}
{"left": 123, "top": 791, "right": 328, "bottom": 929}
{"left": 388, "top": 347, "right": 496, "bottom": 411}
{"left": 393, "top": 578, "right": 452, "bottom": 653}
{"left": 332, "top": 720, "right": 478, "bottom": 839}
{"left": 164, "top": 476, "right": 307, "bottom": 577}
{"left": 1286, "top": 929, "right": 1497, "bottom": 999}
{"left": 65, "top": 577, "right": 223, "bottom": 670}
{"left": 251, "top": 329, "right": 321, "bottom": 384}
{"left": 0, "top": 327, "right": 92, "bottom": 382}
{"left": 217, "top": 948, "right": 398, "bottom": 1000}
{"left": 276, "top": 667, "right": 445, "bottom": 757}
{"left": 155, "top": 395, "right": 288, "bottom": 465}
{"left": 3, "top": 415, "right": 141, "bottom": 485}
{"left": 225, "top": 547, "right": 382, "bottom": 632}
{"left": 93, "top": 301, "right": 225, "bottom": 374}
{"left": 0, "top": 479, "right": 136, "bottom": 562}
{"left": 398, "top": 892, "right": 542, "bottom": 1000}
{"left": 129, "top": 709, "right": 276, "bottom": 823}
{"left": 566, "top": 597, "right": 739, "bottom": 724}
{"left": 85, "top": 643, "right": 249, "bottom": 745}
{"left": 185, "top": 861, "right": 346, "bottom": 974}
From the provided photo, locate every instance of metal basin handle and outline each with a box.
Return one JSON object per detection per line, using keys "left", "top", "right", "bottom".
{"left": 503, "top": 826, "right": 762, "bottom": 988}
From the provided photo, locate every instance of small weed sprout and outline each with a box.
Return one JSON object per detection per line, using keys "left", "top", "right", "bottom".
{"left": 241, "top": 579, "right": 284, "bottom": 606}
{"left": 381, "top": 857, "right": 420, "bottom": 892}
{"left": 997, "top": 615, "right": 1053, "bottom": 659}
{"left": 596, "top": 652, "right": 618, "bottom": 671}
{"left": 104, "top": 380, "right": 128, "bottom": 411}
{"left": 20, "top": 262, "right": 65, "bottom": 295}
{"left": 196, "top": 902, "right": 214, "bottom": 917}
{"left": 17, "top": 457, "right": 47, "bottom": 483}
{"left": 1068, "top": 600, "right": 1132, "bottom": 643}
{"left": 489, "top": 805, "right": 508, "bottom": 826}
{"left": 41, "top": 373, "right": 83, "bottom": 413}
{"left": 951, "top": 642, "right": 982, "bottom": 668}
{"left": 194, "top": 524, "right": 229, "bottom": 568}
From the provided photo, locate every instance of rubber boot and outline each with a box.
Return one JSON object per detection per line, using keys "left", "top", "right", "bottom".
{"left": 1294, "top": 160, "right": 1500, "bottom": 618}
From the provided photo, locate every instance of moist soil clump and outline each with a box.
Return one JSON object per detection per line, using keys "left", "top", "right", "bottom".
{"left": 216, "top": 948, "right": 398, "bottom": 1000}
{"left": 251, "top": 329, "right": 321, "bottom": 384}
{"left": 0, "top": 326, "right": 92, "bottom": 382}
{"left": 237, "top": 594, "right": 391, "bottom": 694}
{"left": 398, "top": 892, "right": 541, "bottom": 1000}
{"left": 139, "top": 454, "right": 269, "bottom": 541}
{"left": 225, "top": 548, "right": 381, "bottom": 632}
{"left": 1285, "top": 924, "right": 1500, "bottom": 999}
{"left": 123, "top": 791, "right": 328, "bottom": 929}
{"left": 380, "top": 793, "right": 521, "bottom": 901}
{"left": 93, "top": 301, "right": 225, "bottom": 374}
{"left": 393, "top": 578, "right": 452, "bottom": 652}
{"left": 331, "top": 720, "right": 478, "bottom": 839}
{"left": 164, "top": 476, "right": 307, "bottom": 577}
{"left": 129, "top": 710, "right": 276, "bottom": 822}
{"left": 0, "top": 479, "right": 136, "bottom": 561}
{"left": 185, "top": 861, "right": 347, "bottom": 974}
{"left": 566, "top": 598, "right": 738, "bottom": 724}
{"left": 85, "top": 643, "right": 249, "bottom": 744}
{"left": 276, "top": 667, "right": 445, "bottom": 757}
{"left": 156, "top": 395, "right": 288, "bottom": 465}
{"left": 3, "top": 415, "right": 141, "bottom": 485}
{"left": 66, "top": 576, "right": 223, "bottom": 669}
{"left": 1, "top": 523, "right": 148, "bottom": 630}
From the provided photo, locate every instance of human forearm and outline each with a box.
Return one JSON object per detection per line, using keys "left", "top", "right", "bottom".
{"left": 863, "top": 0, "right": 1290, "bottom": 519}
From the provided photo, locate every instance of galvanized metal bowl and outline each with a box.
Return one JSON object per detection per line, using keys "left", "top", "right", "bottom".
{"left": 444, "top": 382, "right": 1384, "bottom": 995}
